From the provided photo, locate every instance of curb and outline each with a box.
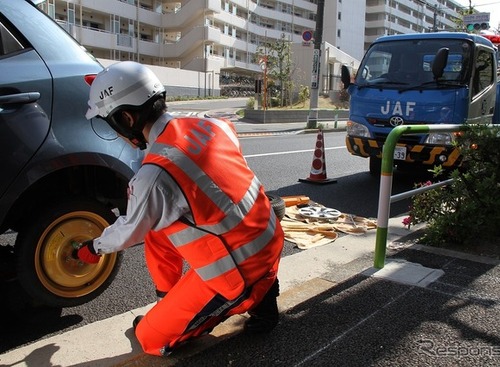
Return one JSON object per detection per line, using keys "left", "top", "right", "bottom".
{"left": 236, "top": 126, "right": 347, "bottom": 138}
{"left": 199, "top": 109, "right": 348, "bottom": 136}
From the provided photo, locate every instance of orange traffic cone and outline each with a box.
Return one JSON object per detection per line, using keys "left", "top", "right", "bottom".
{"left": 299, "top": 129, "right": 337, "bottom": 184}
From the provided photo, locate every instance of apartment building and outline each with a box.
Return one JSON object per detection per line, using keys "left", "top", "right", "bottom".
{"left": 38, "top": 0, "right": 321, "bottom": 96}
{"left": 37, "top": 0, "right": 466, "bottom": 98}
{"left": 364, "top": 0, "right": 465, "bottom": 50}
{"left": 324, "top": 0, "right": 367, "bottom": 62}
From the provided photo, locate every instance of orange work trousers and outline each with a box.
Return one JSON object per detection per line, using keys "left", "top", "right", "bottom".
{"left": 135, "top": 231, "right": 279, "bottom": 356}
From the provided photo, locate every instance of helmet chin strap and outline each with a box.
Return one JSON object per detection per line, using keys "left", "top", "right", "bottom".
{"left": 128, "top": 101, "right": 156, "bottom": 150}
{"left": 104, "top": 94, "right": 163, "bottom": 150}
{"left": 105, "top": 112, "right": 147, "bottom": 150}
{"left": 128, "top": 131, "right": 147, "bottom": 150}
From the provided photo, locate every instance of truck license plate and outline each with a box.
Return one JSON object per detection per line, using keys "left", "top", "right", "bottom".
{"left": 394, "top": 146, "right": 406, "bottom": 160}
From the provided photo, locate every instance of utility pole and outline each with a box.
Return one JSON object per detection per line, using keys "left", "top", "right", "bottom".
{"left": 307, "top": 0, "right": 325, "bottom": 129}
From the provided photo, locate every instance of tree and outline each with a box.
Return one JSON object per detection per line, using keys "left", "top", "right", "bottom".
{"left": 453, "top": 1, "right": 484, "bottom": 32}
{"left": 298, "top": 85, "right": 310, "bottom": 107}
{"left": 256, "top": 34, "right": 294, "bottom": 107}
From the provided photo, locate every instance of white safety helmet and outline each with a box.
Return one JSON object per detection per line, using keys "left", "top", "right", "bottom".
{"left": 86, "top": 61, "right": 165, "bottom": 120}
{"left": 85, "top": 61, "right": 166, "bottom": 149}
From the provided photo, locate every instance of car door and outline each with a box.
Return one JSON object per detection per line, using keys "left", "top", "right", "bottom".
{"left": 0, "top": 11, "right": 52, "bottom": 197}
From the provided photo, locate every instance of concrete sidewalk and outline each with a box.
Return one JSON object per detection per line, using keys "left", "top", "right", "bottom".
{"left": 3, "top": 214, "right": 499, "bottom": 367}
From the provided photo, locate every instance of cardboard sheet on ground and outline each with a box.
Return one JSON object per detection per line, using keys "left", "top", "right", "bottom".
{"left": 281, "top": 204, "right": 377, "bottom": 250}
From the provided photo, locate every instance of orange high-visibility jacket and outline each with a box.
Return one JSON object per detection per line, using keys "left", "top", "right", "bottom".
{"left": 143, "top": 117, "right": 284, "bottom": 300}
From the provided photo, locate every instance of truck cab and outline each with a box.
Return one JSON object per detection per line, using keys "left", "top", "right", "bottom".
{"left": 341, "top": 32, "right": 499, "bottom": 175}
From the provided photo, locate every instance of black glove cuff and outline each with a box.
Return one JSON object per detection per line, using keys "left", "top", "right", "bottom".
{"left": 82, "top": 239, "right": 97, "bottom": 255}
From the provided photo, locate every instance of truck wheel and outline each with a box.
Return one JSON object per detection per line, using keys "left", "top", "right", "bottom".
{"left": 267, "top": 193, "right": 286, "bottom": 221}
{"left": 369, "top": 157, "right": 382, "bottom": 176}
{"left": 15, "top": 198, "right": 121, "bottom": 307}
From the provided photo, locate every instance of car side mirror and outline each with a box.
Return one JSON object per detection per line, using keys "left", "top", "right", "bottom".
{"left": 432, "top": 47, "right": 449, "bottom": 79}
{"left": 341, "top": 65, "right": 351, "bottom": 89}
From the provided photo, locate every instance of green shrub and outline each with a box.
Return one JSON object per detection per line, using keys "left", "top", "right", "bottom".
{"left": 246, "top": 97, "right": 255, "bottom": 109}
{"left": 405, "top": 124, "right": 500, "bottom": 247}
{"left": 270, "top": 97, "right": 280, "bottom": 107}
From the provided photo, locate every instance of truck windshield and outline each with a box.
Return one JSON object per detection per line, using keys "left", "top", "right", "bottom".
{"left": 355, "top": 39, "right": 472, "bottom": 88}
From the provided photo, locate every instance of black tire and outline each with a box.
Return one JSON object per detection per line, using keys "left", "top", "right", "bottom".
{"left": 267, "top": 194, "right": 286, "bottom": 221}
{"left": 369, "top": 156, "right": 382, "bottom": 176}
{"left": 15, "top": 198, "right": 122, "bottom": 307}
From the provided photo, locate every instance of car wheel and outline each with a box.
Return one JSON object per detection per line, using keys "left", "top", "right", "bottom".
{"left": 267, "top": 194, "right": 286, "bottom": 221}
{"left": 369, "top": 156, "right": 382, "bottom": 176}
{"left": 15, "top": 198, "right": 121, "bottom": 307}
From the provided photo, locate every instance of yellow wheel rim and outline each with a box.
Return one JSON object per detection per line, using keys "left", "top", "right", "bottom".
{"left": 33, "top": 210, "right": 117, "bottom": 298}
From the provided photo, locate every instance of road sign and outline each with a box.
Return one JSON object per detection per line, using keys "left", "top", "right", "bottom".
{"left": 311, "top": 49, "right": 320, "bottom": 89}
{"left": 463, "top": 12, "right": 490, "bottom": 24}
{"left": 464, "top": 12, "right": 490, "bottom": 31}
{"left": 302, "top": 30, "right": 313, "bottom": 42}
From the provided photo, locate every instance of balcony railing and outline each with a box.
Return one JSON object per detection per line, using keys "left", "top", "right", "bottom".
{"left": 117, "top": 34, "right": 133, "bottom": 48}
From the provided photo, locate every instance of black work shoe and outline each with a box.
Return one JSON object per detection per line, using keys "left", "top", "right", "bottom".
{"left": 244, "top": 314, "right": 279, "bottom": 334}
{"left": 133, "top": 315, "right": 143, "bottom": 331}
{"left": 244, "top": 279, "right": 280, "bottom": 334}
{"left": 155, "top": 289, "right": 167, "bottom": 303}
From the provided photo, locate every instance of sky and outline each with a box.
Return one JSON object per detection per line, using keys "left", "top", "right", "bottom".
{"left": 454, "top": 0, "right": 500, "bottom": 31}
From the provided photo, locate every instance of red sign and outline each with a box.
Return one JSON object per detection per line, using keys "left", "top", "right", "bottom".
{"left": 302, "top": 30, "right": 313, "bottom": 42}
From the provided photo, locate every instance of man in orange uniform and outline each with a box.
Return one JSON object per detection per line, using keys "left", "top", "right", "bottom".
{"left": 74, "top": 61, "right": 284, "bottom": 356}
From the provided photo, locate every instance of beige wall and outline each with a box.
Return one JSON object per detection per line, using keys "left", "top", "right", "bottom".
{"left": 98, "top": 58, "right": 220, "bottom": 98}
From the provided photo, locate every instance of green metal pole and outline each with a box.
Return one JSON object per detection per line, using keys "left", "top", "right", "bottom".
{"left": 373, "top": 124, "right": 463, "bottom": 268}
{"left": 373, "top": 124, "right": 467, "bottom": 268}
{"left": 373, "top": 125, "right": 409, "bottom": 268}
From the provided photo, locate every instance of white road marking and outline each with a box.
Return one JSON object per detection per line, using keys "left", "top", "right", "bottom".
{"left": 244, "top": 146, "right": 344, "bottom": 158}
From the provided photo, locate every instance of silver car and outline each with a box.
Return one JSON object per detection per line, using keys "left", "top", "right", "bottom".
{"left": 0, "top": 0, "right": 143, "bottom": 306}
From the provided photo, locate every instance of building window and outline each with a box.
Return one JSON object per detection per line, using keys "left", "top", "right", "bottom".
{"left": 67, "top": 7, "right": 75, "bottom": 25}
{"left": 48, "top": 2, "right": 55, "bottom": 18}
{"left": 112, "top": 18, "right": 120, "bottom": 34}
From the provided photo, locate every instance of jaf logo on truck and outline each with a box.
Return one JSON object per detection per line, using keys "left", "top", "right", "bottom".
{"left": 381, "top": 101, "right": 416, "bottom": 116}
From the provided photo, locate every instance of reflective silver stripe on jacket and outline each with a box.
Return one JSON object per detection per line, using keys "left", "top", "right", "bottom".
{"left": 170, "top": 206, "right": 277, "bottom": 282}
{"left": 166, "top": 224, "right": 206, "bottom": 246}
{"left": 148, "top": 143, "right": 261, "bottom": 235}
{"left": 229, "top": 205, "right": 277, "bottom": 264}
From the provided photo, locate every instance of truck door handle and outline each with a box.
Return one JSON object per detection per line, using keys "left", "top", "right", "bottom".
{"left": 0, "top": 92, "right": 41, "bottom": 106}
